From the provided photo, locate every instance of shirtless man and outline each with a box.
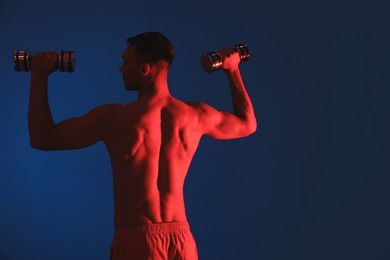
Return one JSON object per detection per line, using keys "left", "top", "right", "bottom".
{"left": 28, "top": 32, "right": 257, "bottom": 260}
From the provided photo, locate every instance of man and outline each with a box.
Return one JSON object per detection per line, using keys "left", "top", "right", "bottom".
{"left": 28, "top": 32, "right": 257, "bottom": 260}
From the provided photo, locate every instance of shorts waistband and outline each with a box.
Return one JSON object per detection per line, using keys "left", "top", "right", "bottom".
{"left": 113, "top": 222, "right": 190, "bottom": 240}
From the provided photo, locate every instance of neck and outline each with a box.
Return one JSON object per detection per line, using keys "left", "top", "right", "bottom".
{"left": 138, "top": 69, "right": 170, "bottom": 99}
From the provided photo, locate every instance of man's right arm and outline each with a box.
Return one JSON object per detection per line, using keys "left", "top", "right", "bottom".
{"left": 28, "top": 52, "right": 118, "bottom": 151}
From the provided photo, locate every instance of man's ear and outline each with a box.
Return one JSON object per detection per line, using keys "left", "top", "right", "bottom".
{"left": 140, "top": 63, "right": 150, "bottom": 76}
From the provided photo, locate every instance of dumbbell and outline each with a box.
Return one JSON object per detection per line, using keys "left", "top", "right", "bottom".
{"left": 200, "top": 44, "right": 250, "bottom": 73}
{"left": 13, "top": 50, "right": 75, "bottom": 72}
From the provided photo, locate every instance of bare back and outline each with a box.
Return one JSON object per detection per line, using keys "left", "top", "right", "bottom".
{"left": 104, "top": 97, "right": 201, "bottom": 229}
{"left": 28, "top": 47, "right": 256, "bottom": 232}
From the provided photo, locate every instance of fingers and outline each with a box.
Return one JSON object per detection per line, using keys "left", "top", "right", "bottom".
{"left": 219, "top": 49, "right": 240, "bottom": 72}
{"left": 31, "top": 51, "right": 58, "bottom": 74}
{"left": 218, "top": 48, "right": 236, "bottom": 58}
{"left": 32, "top": 51, "right": 57, "bottom": 62}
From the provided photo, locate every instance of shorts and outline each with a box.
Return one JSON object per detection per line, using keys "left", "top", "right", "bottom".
{"left": 110, "top": 222, "right": 198, "bottom": 260}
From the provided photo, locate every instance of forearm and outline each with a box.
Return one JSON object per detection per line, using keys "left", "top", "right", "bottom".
{"left": 28, "top": 72, "right": 55, "bottom": 146}
{"left": 225, "top": 69, "right": 257, "bottom": 131}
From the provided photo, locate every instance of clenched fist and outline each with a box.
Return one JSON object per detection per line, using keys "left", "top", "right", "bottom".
{"left": 30, "top": 52, "right": 58, "bottom": 75}
{"left": 218, "top": 48, "right": 241, "bottom": 73}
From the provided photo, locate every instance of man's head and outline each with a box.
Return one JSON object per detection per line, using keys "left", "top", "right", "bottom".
{"left": 120, "top": 32, "right": 174, "bottom": 91}
{"left": 127, "top": 31, "right": 174, "bottom": 66}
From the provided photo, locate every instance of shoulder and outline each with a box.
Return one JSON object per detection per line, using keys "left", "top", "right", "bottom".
{"left": 184, "top": 100, "right": 218, "bottom": 115}
{"left": 85, "top": 103, "right": 124, "bottom": 120}
{"left": 96, "top": 103, "right": 124, "bottom": 111}
{"left": 94, "top": 103, "right": 123, "bottom": 112}
{"left": 185, "top": 100, "right": 209, "bottom": 111}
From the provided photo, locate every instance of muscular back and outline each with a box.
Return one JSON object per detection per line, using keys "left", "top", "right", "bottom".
{"left": 28, "top": 49, "right": 256, "bottom": 230}
{"left": 104, "top": 97, "right": 202, "bottom": 229}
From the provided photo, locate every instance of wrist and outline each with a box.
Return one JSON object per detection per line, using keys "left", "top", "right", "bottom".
{"left": 31, "top": 70, "right": 50, "bottom": 78}
{"left": 223, "top": 68, "right": 240, "bottom": 76}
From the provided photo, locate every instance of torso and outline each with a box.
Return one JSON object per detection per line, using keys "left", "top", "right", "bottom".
{"left": 103, "top": 96, "right": 202, "bottom": 229}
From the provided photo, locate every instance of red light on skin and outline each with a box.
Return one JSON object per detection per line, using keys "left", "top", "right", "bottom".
{"left": 27, "top": 33, "right": 256, "bottom": 259}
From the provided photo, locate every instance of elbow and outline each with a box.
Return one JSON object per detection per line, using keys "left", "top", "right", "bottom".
{"left": 234, "top": 117, "right": 258, "bottom": 138}
{"left": 243, "top": 112, "right": 257, "bottom": 136}
{"left": 244, "top": 117, "right": 258, "bottom": 136}
{"left": 29, "top": 126, "right": 57, "bottom": 150}
{"left": 30, "top": 140, "right": 48, "bottom": 151}
{"left": 244, "top": 121, "right": 257, "bottom": 136}
{"left": 29, "top": 137, "right": 53, "bottom": 151}
{"left": 235, "top": 121, "right": 257, "bottom": 138}
{"left": 249, "top": 121, "right": 257, "bottom": 135}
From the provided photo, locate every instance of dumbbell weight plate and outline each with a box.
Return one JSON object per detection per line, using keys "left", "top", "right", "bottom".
{"left": 232, "top": 44, "right": 250, "bottom": 63}
{"left": 13, "top": 50, "right": 31, "bottom": 72}
{"left": 58, "top": 51, "right": 75, "bottom": 72}
{"left": 200, "top": 51, "right": 223, "bottom": 73}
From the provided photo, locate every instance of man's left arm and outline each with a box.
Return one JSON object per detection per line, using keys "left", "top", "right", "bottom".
{"left": 189, "top": 49, "right": 257, "bottom": 140}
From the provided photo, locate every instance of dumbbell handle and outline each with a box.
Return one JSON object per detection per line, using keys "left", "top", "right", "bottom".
{"left": 200, "top": 44, "right": 250, "bottom": 73}
{"left": 13, "top": 50, "right": 75, "bottom": 72}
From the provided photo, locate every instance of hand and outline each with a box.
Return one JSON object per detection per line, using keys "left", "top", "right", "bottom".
{"left": 30, "top": 52, "right": 58, "bottom": 75}
{"left": 219, "top": 48, "right": 240, "bottom": 73}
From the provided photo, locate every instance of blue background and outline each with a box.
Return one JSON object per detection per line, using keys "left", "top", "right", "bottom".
{"left": 1, "top": 0, "right": 389, "bottom": 259}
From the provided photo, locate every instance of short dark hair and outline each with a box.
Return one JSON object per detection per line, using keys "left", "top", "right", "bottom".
{"left": 126, "top": 32, "right": 174, "bottom": 66}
